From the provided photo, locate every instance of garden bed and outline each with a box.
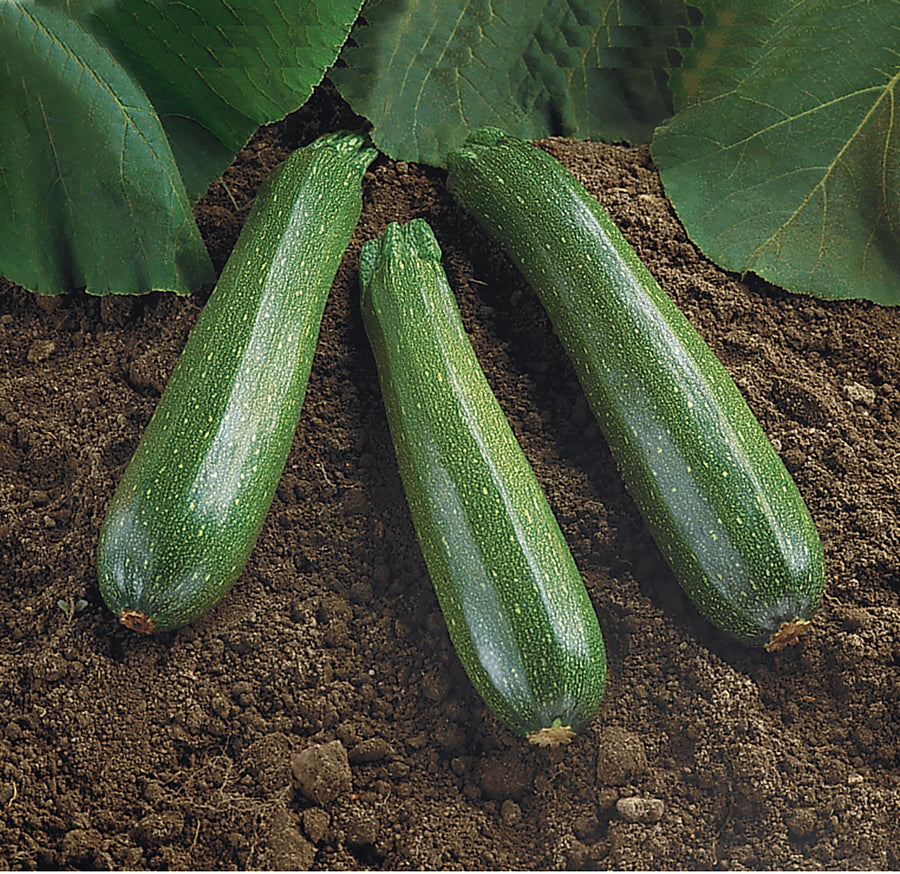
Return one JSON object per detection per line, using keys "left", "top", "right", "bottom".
{"left": 1, "top": 90, "right": 899, "bottom": 869}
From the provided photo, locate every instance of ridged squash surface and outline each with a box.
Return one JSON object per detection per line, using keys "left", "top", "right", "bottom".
{"left": 360, "top": 219, "right": 607, "bottom": 743}
{"left": 98, "top": 132, "right": 376, "bottom": 633}
{"left": 447, "top": 128, "right": 825, "bottom": 649}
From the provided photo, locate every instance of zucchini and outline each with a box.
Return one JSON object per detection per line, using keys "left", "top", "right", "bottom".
{"left": 446, "top": 128, "right": 825, "bottom": 651}
{"left": 98, "top": 132, "right": 376, "bottom": 633}
{"left": 360, "top": 218, "right": 606, "bottom": 746}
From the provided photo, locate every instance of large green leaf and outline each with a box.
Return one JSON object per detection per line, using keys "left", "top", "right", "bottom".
{"left": 332, "top": 0, "right": 694, "bottom": 165}
{"left": 651, "top": 1, "right": 900, "bottom": 305}
{"left": 89, "top": 0, "right": 365, "bottom": 200}
{"left": 0, "top": 2, "right": 214, "bottom": 296}
{"left": 0, "top": 0, "right": 363, "bottom": 296}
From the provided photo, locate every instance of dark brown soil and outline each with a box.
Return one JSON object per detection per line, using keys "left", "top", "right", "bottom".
{"left": 2, "top": 87, "right": 900, "bottom": 870}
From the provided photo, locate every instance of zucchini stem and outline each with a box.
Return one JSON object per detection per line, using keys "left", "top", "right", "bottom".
{"left": 764, "top": 618, "right": 811, "bottom": 652}
{"left": 527, "top": 718, "right": 577, "bottom": 748}
{"left": 119, "top": 609, "right": 157, "bottom": 635}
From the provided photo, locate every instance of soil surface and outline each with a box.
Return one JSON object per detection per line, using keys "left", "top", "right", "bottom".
{"left": 2, "top": 86, "right": 900, "bottom": 870}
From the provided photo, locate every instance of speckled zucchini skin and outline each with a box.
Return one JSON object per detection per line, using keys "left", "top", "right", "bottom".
{"left": 98, "top": 132, "right": 376, "bottom": 633}
{"left": 447, "top": 128, "right": 825, "bottom": 650}
{"left": 360, "top": 219, "right": 606, "bottom": 743}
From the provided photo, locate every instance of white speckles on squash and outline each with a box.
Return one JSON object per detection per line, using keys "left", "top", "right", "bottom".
{"left": 360, "top": 218, "right": 606, "bottom": 739}
{"left": 446, "top": 127, "right": 825, "bottom": 648}
{"left": 97, "top": 132, "right": 376, "bottom": 633}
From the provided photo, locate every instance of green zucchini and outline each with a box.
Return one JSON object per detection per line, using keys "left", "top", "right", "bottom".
{"left": 360, "top": 218, "right": 606, "bottom": 745}
{"left": 98, "top": 131, "right": 376, "bottom": 633}
{"left": 446, "top": 128, "right": 825, "bottom": 651}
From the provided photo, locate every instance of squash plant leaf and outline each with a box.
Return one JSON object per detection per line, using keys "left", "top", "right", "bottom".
{"left": 331, "top": 0, "right": 694, "bottom": 166}
{"left": 0, "top": 0, "right": 362, "bottom": 296}
{"left": 651, "top": 1, "right": 900, "bottom": 305}
{"left": 0, "top": 1, "right": 214, "bottom": 296}
{"left": 90, "top": 0, "right": 364, "bottom": 201}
